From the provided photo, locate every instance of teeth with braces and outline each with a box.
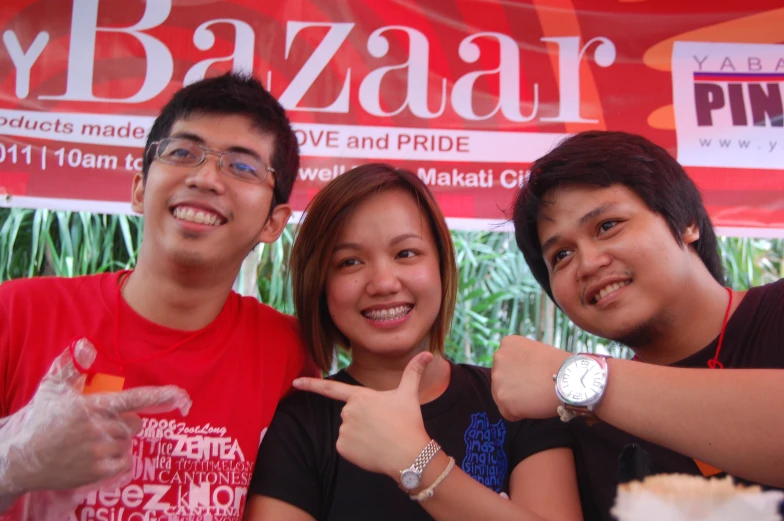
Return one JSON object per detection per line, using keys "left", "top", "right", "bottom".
{"left": 173, "top": 207, "right": 222, "bottom": 226}
{"left": 363, "top": 305, "right": 412, "bottom": 321}
{"left": 593, "top": 281, "right": 631, "bottom": 303}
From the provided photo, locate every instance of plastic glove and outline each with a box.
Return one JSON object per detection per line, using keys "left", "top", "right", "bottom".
{"left": 0, "top": 338, "right": 191, "bottom": 519}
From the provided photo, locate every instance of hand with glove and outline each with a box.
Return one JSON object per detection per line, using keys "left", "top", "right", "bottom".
{"left": 0, "top": 338, "right": 191, "bottom": 517}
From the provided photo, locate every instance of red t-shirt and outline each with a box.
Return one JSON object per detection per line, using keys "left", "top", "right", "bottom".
{"left": 0, "top": 271, "right": 311, "bottom": 519}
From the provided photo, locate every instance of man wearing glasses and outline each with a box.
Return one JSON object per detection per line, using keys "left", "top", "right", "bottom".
{"left": 0, "top": 73, "right": 312, "bottom": 519}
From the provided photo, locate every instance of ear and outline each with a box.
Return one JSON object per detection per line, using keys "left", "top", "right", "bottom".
{"left": 682, "top": 223, "right": 700, "bottom": 245}
{"left": 131, "top": 172, "right": 145, "bottom": 214}
{"left": 257, "top": 203, "right": 292, "bottom": 244}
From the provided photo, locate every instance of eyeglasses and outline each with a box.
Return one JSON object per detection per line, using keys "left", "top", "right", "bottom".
{"left": 150, "top": 137, "right": 275, "bottom": 185}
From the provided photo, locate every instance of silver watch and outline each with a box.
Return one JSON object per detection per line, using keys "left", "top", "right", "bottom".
{"left": 399, "top": 439, "right": 441, "bottom": 490}
{"left": 553, "top": 354, "right": 609, "bottom": 422}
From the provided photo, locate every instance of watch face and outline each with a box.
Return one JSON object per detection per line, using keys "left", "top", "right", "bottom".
{"left": 556, "top": 355, "right": 606, "bottom": 405}
{"left": 400, "top": 469, "right": 421, "bottom": 490}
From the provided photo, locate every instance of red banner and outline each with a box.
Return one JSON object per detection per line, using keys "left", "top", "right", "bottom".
{"left": 1, "top": 1, "right": 783, "bottom": 235}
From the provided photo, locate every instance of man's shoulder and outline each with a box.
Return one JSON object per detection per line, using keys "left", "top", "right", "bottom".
{"left": 229, "top": 293, "right": 303, "bottom": 353}
{"left": 742, "top": 279, "right": 784, "bottom": 320}
{"left": 0, "top": 273, "right": 105, "bottom": 305}
{"left": 752, "top": 278, "right": 784, "bottom": 298}
{"left": 232, "top": 293, "right": 298, "bottom": 327}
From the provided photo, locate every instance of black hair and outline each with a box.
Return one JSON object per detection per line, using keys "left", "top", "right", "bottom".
{"left": 143, "top": 72, "right": 299, "bottom": 204}
{"left": 513, "top": 130, "right": 724, "bottom": 300}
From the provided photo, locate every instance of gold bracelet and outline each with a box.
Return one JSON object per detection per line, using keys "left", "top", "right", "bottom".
{"left": 409, "top": 456, "right": 455, "bottom": 502}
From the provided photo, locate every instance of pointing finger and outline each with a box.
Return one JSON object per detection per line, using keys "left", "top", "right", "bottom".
{"left": 293, "top": 377, "right": 359, "bottom": 402}
{"left": 91, "top": 385, "right": 192, "bottom": 416}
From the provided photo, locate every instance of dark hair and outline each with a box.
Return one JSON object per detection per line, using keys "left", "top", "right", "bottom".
{"left": 143, "top": 72, "right": 299, "bottom": 204}
{"left": 513, "top": 130, "right": 724, "bottom": 300}
{"left": 290, "top": 164, "right": 458, "bottom": 372}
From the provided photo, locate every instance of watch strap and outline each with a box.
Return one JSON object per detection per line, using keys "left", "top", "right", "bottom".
{"left": 411, "top": 439, "right": 441, "bottom": 474}
{"left": 558, "top": 403, "right": 599, "bottom": 422}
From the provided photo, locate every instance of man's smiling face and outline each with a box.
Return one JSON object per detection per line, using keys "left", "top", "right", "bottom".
{"left": 132, "top": 112, "right": 288, "bottom": 271}
{"left": 538, "top": 183, "right": 701, "bottom": 348}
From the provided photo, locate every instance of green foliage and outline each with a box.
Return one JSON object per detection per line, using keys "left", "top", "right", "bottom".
{"left": 449, "top": 231, "right": 612, "bottom": 364}
{"left": 0, "top": 208, "right": 141, "bottom": 280}
{"left": 718, "top": 236, "right": 784, "bottom": 289}
{"left": 2, "top": 208, "right": 782, "bottom": 369}
{"left": 257, "top": 226, "right": 296, "bottom": 315}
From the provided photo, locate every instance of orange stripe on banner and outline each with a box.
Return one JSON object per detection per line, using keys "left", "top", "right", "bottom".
{"left": 647, "top": 104, "right": 675, "bottom": 131}
{"left": 643, "top": 8, "right": 784, "bottom": 72}
{"left": 531, "top": 0, "right": 606, "bottom": 133}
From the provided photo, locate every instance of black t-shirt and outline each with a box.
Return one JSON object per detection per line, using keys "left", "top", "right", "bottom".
{"left": 250, "top": 363, "right": 572, "bottom": 520}
{"left": 571, "top": 279, "right": 784, "bottom": 521}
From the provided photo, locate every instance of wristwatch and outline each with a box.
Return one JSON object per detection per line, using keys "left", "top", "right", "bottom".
{"left": 553, "top": 354, "right": 609, "bottom": 422}
{"left": 399, "top": 439, "right": 442, "bottom": 490}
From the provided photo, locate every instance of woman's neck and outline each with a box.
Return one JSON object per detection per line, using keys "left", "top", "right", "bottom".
{"left": 346, "top": 351, "right": 452, "bottom": 404}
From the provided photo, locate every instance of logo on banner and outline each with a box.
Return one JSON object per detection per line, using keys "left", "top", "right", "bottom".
{"left": 1, "top": 1, "right": 617, "bottom": 169}
{"left": 0, "top": 0, "right": 626, "bottom": 222}
{"left": 672, "top": 42, "right": 784, "bottom": 170}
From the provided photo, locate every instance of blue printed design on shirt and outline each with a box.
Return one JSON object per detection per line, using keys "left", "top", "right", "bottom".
{"left": 461, "top": 412, "right": 508, "bottom": 492}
